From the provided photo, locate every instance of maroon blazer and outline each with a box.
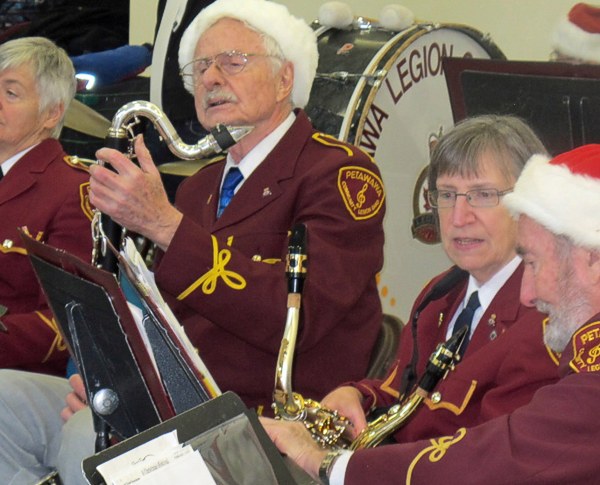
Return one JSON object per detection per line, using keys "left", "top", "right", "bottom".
{"left": 354, "top": 264, "right": 560, "bottom": 442}
{"left": 347, "top": 316, "right": 600, "bottom": 485}
{"left": 155, "top": 110, "right": 386, "bottom": 412}
{"left": 0, "top": 139, "right": 93, "bottom": 375}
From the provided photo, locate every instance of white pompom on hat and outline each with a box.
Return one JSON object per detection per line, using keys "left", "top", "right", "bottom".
{"left": 503, "top": 144, "right": 600, "bottom": 248}
{"left": 552, "top": 2, "right": 600, "bottom": 63}
{"left": 178, "top": 0, "right": 318, "bottom": 108}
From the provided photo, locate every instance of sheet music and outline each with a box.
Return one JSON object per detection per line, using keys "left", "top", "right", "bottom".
{"left": 120, "top": 238, "right": 221, "bottom": 397}
{"left": 97, "top": 430, "right": 216, "bottom": 485}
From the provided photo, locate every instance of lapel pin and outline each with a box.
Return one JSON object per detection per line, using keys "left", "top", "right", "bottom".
{"left": 488, "top": 314, "right": 498, "bottom": 340}
{"left": 262, "top": 187, "right": 272, "bottom": 197}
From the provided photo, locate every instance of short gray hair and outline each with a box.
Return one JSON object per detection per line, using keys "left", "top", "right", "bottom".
{"left": 0, "top": 37, "right": 76, "bottom": 138}
{"left": 428, "top": 115, "right": 547, "bottom": 191}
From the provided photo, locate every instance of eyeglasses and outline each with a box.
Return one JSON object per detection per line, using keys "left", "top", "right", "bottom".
{"left": 180, "top": 50, "right": 275, "bottom": 86}
{"left": 427, "top": 188, "right": 513, "bottom": 208}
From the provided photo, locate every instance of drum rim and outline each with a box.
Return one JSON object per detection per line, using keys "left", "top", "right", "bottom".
{"left": 336, "top": 22, "right": 505, "bottom": 145}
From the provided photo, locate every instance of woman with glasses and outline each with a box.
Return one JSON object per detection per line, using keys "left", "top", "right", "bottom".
{"left": 264, "top": 115, "right": 564, "bottom": 484}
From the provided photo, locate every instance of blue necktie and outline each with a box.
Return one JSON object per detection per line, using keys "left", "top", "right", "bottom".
{"left": 217, "top": 167, "right": 243, "bottom": 218}
{"left": 452, "top": 291, "right": 480, "bottom": 356}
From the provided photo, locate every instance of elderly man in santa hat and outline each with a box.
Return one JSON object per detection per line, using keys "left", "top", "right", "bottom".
{"left": 264, "top": 144, "right": 600, "bottom": 484}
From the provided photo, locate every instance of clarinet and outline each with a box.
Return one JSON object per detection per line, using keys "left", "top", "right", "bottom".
{"left": 91, "top": 100, "right": 253, "bottom": 273}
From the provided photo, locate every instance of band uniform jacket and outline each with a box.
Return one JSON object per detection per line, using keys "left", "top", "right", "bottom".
{"left": 353, "top": 264, "right": 560, "bottom": 443}
{"left": 154, "top": 110, "right": 386, "bottom": 412}
{"left": 346, "top": 315, "right": 600, "bottom": 485}
{"left": 0, "top": 139, "right": 93, "bottom": 375}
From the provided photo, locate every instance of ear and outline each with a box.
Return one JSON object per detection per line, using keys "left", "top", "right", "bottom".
{"left": 43, "top": 102, "right": 65, "bottom": 130}
{"left": 276, "top": 61, "right": 294, "bottom": 103}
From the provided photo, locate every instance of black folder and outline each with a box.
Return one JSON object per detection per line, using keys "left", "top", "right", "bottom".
{"left": 82, "top": 391, "right": 317, "bottom": 485}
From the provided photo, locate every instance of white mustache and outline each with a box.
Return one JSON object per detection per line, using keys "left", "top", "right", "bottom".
{"left": 202, "top": 89, "right": 238, "bottom": 110}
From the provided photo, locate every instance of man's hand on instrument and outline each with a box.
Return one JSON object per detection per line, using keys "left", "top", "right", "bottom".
{"left": 60, "top": 373, "right": 88, "bottom": 422}
{"left": 90, "top": 135, "right": 183, "bottom": 250}
{"left": 260, "top": 417, "right": 328, "bottom": 480}
{"left": 321, "top": 386, "right": 368, "bottom": 438}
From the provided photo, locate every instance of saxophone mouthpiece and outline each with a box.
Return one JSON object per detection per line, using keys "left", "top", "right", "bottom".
{"left": 210, "top": 124, "right": 254, "bottom": 152}
{"left": 287, "top": 223, "right": 308, "bottom": 294}
{"left": 418, "top": 325, "right": 467, "bottom": 393}
{"left": 445, "top": 324, "right": 468, "bottom": 355}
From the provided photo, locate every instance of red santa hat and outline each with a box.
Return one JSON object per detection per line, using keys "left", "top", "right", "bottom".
{"left": 552, "top": 3, "right": 600, "bottom": 63}
{"left": 504, "top": 144, "right": 600, "bottom": 248}
{"left": 179, "top": 0, "right": 318, "bottom": 108}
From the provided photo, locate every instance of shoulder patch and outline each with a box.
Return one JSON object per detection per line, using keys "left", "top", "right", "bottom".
{"left": 79, "top": 182, "right": 94, "bottom": 221}
{"left": 63, "top": 155, "right": 92, "bottom": 172}
{"left": 569, "top": 320, "right": 600, "bottom": 373}
{"left": 338, "top": 166, "right": 385, "bottom": 220}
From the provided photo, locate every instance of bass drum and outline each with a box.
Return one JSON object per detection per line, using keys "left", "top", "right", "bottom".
{"left": 306, "top": 19, "right": 505, "bottom": 321}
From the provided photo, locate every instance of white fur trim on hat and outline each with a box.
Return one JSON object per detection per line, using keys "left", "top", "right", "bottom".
{"left": 179, "top": 0, "right": 318, "bottom": 108}
{"left": 552, "top": 7, "right": 600, "bottom": 63}
{"left": 504, "top": 153, "right": 600, "bottom": 248}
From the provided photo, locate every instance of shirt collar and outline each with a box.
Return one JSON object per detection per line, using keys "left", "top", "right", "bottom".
{"left": 221, "top": 111, "right": 296, "bottom": 187}
{"left": 1, "top": 144, "right": 38, "bottom": 174}
{"left": 465, "top": 255, "right": 521, "bottom": 313}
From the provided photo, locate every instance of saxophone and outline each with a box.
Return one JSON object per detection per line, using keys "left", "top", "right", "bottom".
{"left": 272, "top": 224, "right": 354, "bottom": 448}
{"left": 271, "top": 226, "right": 466, "bottom": 449}
{"left": 91, "top": 100, "right": 253, "bottom": 273}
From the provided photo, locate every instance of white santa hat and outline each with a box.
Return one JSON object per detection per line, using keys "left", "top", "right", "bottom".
{"left": 179, "top": 0, "right": 318, "bottom": 108}
{"left": 552, "top": 2, "right": 600, "bottom": 63}
{"left": 503, "top": 144, "right": 600, "bottom": 248}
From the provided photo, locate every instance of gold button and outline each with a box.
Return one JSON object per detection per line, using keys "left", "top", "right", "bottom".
{"left": 431, "top": 391, "right": 442, "bottom": 404}
{"left": 252, "top": 255, "right": 262, "bottom": 262}
{"left": 2, "top": 239, "right": 13, "bottom": 249}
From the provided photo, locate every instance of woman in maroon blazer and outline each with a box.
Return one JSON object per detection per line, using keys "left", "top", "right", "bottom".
{"left": 0, "top": 37, "right": 93, "bottom": 375}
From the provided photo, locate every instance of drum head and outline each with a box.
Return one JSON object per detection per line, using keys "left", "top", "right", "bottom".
{"left": 308, "top": 21, "right": 504, "bottom": 319}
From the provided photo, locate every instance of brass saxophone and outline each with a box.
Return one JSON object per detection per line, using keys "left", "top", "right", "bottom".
{"left": 272, "top": 227, "right": 467, "bottom": 449}
{"left": 91, "top": 100, "right": 253, "bottom": 273}
{"left": 349, "top": 325, "right": 467, "bottom": 449}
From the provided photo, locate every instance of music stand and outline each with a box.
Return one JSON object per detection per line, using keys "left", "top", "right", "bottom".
{"left": 82, "top": 391, "right": 317, "bottom": 485}
{"left": 443, "top": 57, "right": 600, "bottom": 155}
{"left": 20, "top": 230, "right": 216, "bottom": 444}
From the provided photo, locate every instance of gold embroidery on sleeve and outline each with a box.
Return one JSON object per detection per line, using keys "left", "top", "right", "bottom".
{"left": 406, "top": 428, "right": 467, "bottom": 485}
{"left": 177, "top": 235, "right": 246, "bottom": 299}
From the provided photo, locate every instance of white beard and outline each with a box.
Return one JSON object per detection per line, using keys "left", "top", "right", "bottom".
{"left": 537, "top": 266, "right": 591, "bottom": 352}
